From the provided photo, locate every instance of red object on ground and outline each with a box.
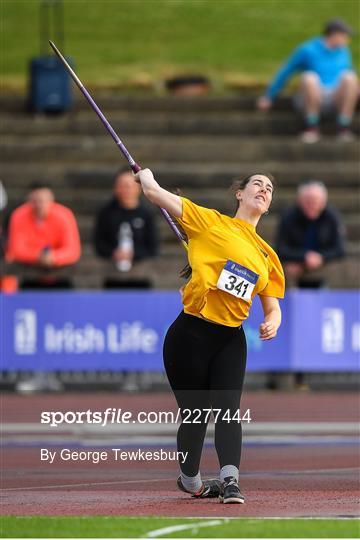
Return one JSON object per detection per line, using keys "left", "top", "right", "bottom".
{"left": 0, "top": 275, "right": 18, "bottom": 293}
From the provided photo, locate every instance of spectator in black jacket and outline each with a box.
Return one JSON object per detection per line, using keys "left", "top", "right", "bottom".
{"left": 94, "top": 168, "right": 159, "bottom": 288}
{"left": 276, "top": 181, "right": 346, "bottom": 288}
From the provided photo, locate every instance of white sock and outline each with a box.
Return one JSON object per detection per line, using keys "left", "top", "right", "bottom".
{"left": 220, "top": 465, "right": 239, "bottom": 482}
{"left": 180, "top": 471, "right": 202, "bottom": 493}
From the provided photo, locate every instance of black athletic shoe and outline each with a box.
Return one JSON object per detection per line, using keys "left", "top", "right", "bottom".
{"left": 177, "top": 476, "right": 221, "bottom": 498}
{"left": 219, "top": 476, "right": 245, "bottom": 504}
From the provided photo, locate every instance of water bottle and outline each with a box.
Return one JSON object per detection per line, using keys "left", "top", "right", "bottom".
{"left": 116, "top": 222, "right": 133, "bottom": 272}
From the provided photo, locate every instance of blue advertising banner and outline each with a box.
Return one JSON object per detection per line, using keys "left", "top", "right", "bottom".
{"left": 291, "top": 290, "right": 360, "bottom": 371}
{"left": 1, "top": 291, "right": 359, "bottom": 371}
{"left": 2, "top": 292, "right": 181, "bottom": 371}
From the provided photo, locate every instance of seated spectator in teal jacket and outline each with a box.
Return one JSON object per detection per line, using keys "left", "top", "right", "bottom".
{"left": 257, "top": 19, "right": 358, "bottom": 143}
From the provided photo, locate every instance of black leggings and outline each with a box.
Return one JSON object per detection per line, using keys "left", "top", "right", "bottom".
{"left": 163, "top": 311, "right": 247, "bottom": 476}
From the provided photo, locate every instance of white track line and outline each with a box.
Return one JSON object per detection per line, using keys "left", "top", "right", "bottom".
{"left": 11, "top": 515, "right": 359, "bottom": 521}
{"left": 123, "top": 516, "right": 360, "bottom": 520}
{"left": 2, "top": 422, "right": 359, "bottom": 434}
{"left": 1, "top": 477, "right": 167, "bottom": 492}
{"left": 146, "top": 519, "right": 227, "bottom": 538}
{"left": 2, "top": 467, "right": 358, "bottom": 492}
{"left": 3, "top": 435, "right": 358, "bottom": 447}
{"left": 147, "top": 516, "right": 359, "bottom": 520}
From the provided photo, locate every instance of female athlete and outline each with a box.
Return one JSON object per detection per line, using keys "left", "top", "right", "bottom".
{"left": 135, "top": 169, "right": 285, "bottom": 504}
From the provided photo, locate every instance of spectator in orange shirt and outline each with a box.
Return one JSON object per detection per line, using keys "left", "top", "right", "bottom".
{"left": 0, "top": 181, "right": 8, "bottom": 261}
{"left": 6, "top": 183, "right": 81, "bottom": 288}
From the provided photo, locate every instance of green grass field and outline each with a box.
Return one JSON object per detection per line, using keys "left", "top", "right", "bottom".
{"left": 1, "top": 0, "right": 358, "bottom": 91}
{"left": 1, "top": 516, "right": 360, "bottom": 538}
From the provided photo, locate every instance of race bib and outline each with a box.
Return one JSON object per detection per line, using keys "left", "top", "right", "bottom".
{"left": 217, "top": 260, "right": 259, "bottom": 302}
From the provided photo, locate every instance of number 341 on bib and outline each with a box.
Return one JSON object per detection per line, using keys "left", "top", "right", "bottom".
{"left": 217, "top": 260, "right": 259, "bottom": 302}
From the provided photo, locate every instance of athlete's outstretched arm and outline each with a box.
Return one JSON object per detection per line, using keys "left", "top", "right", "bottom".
{"left": 259, "top": 296, "right": 282, "bottom": 340}
{"left": 135, "top": 168, "right": 183, "bottom": 218}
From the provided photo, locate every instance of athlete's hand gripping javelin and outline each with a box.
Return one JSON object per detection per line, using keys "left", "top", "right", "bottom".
{"left": 134, "top": 169, "right": 183, "bottom": 218}
{"left": 135, "top": 168, "right": 188, "bottom": 251}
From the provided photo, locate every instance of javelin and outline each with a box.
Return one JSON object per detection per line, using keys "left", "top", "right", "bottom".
{"left": 49, "top": 40, "right": 188, "bottom": 250}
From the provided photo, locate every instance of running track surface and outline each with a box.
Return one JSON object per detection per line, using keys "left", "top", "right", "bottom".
{"left": 1, "top": 391, "right": 359, "bottom": 518}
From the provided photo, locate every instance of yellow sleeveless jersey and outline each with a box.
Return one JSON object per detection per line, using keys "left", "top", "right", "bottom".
{"left": 176, "top": 197, "right": 285, "bottom": 327}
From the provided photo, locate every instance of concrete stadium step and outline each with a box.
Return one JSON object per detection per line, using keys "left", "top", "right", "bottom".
{"left": 157, "top": 188, "right": 360, "bottom": 213}
{"left": 167, "top": 215, "right": 359, "bottom": 243}
{"left": 5, "top": 187, "right": 360, "bottom": 214}
{"left": 0, "top": 95, "right": 297, "bottom": 114}
{"left": 72, "top": 254, "right": 189, "bottom": 289}
{"left": 72, "top": 254, "right": 359, "bottom": 289}
{"left": 2, "top": 111, "right": 359, "bottom": 136}
{"left": 5, "top": 243, "right": 358, "bottom": 290}
{"left": 1, "top": 135, "right": 358, "bottom": 162}
{"left": 1, "top": 93, "right": 360, "bottom": 114}
{"left": 75, "top": 214, "right": 360, "bottom": 244}
{"left": 4, "top": 188, "right": 360, "bottom": 238}
{"left": 74, "top": 251, "right": 187, "bottom": 269}
{"left": 79, "top": 238, "right": 360, "bottom": 259}
{"left": 154, "top": 240, "right": 360, "bottom": 258}
{"left": 2, "top": 161, "right": 358, "bottom": 189}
